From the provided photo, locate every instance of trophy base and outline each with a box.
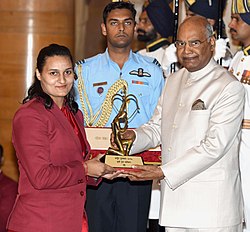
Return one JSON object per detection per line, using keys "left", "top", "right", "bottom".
{"left": 100, "top": 154, "right": 144, "bottom": 169}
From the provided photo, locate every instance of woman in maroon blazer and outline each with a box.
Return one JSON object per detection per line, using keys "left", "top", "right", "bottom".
{"left": 7, "top": 44, "right": 116, "bottom": 232}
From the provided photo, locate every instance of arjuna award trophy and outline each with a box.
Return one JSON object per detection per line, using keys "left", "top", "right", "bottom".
{"left": 101, "top": 86, "right": 144, "bottom": 168}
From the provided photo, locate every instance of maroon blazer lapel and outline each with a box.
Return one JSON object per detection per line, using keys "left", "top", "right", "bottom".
{"left": 48, "top": 104, "right": 83, "bottom": 155}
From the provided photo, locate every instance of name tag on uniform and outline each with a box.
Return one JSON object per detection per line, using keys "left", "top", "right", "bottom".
{"left": 93, "top": 81, "right": 107, "bottom": 87}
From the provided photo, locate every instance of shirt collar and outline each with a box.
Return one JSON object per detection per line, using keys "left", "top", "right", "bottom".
{"left": 104, "top": 48, "right": 135, "bottom": 71}
{"left": 189, "top": 58, "right": 217, "bottom": 80}
{"left": 146, "top": 38, "right": 170, "bottom": 52}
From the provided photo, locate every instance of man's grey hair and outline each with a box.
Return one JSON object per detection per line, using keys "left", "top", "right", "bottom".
{"left": 205, "top": 22, "right": 214, "bottom": 39}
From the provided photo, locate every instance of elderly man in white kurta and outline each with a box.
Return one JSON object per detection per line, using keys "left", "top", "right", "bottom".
{"left": 123, "top": 16, "right": 245, "bottom": 232}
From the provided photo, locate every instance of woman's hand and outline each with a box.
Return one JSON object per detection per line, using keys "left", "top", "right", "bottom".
{"left": 102, "top": 170, "right": 129, "bottom": 180}
{"left": 84, "top": 154, "right": 130, "bottom": 180}
{"left": 85, "top": 154, "right": 116, "bottom": 178}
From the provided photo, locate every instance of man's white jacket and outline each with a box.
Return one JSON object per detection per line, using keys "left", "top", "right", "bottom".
{"left": 131, "top": 59, "right": 244, "bottom": 228}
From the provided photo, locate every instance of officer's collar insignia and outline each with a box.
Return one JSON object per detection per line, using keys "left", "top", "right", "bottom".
{"left": 243, "top": 45, "right": 250, "bottom": 56}
{"left": 129, "top": 68, "right": 151, "bottom": 77}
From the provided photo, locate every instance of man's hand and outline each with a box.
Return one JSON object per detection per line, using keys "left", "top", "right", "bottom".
{"left": 125, "top": 165, "right": 164, "bottom": 181}
{"left": 110, "top": 129, "right": 136, "bottom": 149}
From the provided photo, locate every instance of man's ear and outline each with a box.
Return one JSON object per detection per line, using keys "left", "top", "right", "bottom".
{"left": 101, "top": 23, "right": 107, "bottom": 36}
{"left": 36, "top": 69, "right": 41, "bottom": 80}
{"left": 210, "top": 36, "right": 216, "bottom": 52}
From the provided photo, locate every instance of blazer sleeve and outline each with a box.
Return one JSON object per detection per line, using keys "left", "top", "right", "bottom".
{"left": 87, "top": 177, "right": 102, "bottom": 186}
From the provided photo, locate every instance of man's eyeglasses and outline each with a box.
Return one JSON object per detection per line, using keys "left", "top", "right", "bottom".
{"left": 174, "top": 38, "right": 210, "bottom": 49}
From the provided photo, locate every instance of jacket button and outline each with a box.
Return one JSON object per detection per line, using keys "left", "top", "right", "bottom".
{"left": 80, "top": 191, "right": 84, "bottom": 196}
{"left": 78, "top": 179, "right": 83, "bottom": 184}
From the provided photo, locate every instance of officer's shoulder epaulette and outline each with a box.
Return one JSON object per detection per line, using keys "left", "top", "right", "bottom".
{"left": 152, "top": 58, "right": 161, "bottom": 68}
{"left": 137, "top": 53, "right": 162, "bottom": 68}
{"left": 75, "top": 59, "right": 85, "bottom": 66}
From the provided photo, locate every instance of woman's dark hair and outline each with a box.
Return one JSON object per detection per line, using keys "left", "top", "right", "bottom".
{"left": 102, "top": 1, "right": 136, "bottom": 24}
{"left": 23, "top": 43, "right": 78, "bottom": 114}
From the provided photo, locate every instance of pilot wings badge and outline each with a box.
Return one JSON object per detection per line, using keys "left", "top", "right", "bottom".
{"left": 129, "top": 68, "right": 151, "bottom": 77}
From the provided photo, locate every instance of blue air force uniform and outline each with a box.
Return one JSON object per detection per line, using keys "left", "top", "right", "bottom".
{"left": 74, "top": 49, "right": 164, "bottom": 232}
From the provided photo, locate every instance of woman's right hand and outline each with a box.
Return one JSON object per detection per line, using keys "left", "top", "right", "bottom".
{"left": 84, "top": 154, "right": 116, "bottom": 178}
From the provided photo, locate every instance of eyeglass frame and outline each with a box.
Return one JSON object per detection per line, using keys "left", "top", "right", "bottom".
{"left": 174, "top": 36, "right": 212, "bottom": 49}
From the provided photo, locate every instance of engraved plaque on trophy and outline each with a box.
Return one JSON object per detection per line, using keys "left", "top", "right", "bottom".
{"left": 101, "top": 86, "right": 144, "bottom": 168}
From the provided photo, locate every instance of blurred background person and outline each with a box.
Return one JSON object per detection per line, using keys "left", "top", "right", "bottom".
{"left": 0, "top": 144, "right": 18, "bottom": 232}
{"left": 137, "top": 0, "right": 174, "bottom": 76}
{"left": 228, "top": 0, "right": 250, "bottom": 231}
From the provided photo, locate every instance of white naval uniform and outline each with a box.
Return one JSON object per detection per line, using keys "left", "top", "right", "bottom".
{"left": 138, "top": 47, "right": 165, "bottom": 68}
{"left": 229, "top": 47, "right": 250, "bottom": 232}
{"left": 138, "top": 37, "right": 173, "bottom": 77}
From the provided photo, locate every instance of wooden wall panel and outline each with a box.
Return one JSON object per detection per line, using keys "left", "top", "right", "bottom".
{"left": 84, "top": 0, "right": 110, "bottom": 58}
{"left": 0, "top": 0, "right": 75, "bottom": 181}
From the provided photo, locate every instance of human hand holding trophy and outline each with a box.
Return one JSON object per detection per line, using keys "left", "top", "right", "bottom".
{"left": 100, "top": 85, "right": 144, "bottom": 169}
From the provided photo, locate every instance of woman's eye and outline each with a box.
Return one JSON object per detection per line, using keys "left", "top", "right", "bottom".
{"left": 65, "top": 70, "right": 72, "bottom": 75}
{"left": 49, "top": 72, "right": 58, "bottom": 76}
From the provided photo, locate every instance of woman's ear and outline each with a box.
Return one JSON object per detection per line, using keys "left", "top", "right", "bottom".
{"left": 36, "top": 69, "right": 41, "bottom": 80}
